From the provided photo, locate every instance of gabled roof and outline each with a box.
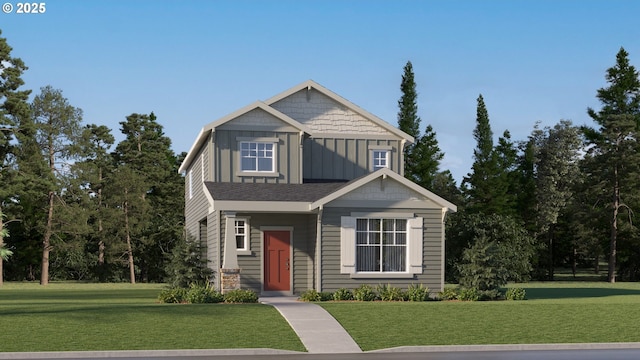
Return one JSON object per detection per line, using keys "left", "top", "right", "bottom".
{"left": 310, "top": 168, "right": 457, "bottom": 212}
{"left": 203, "top": 168, "right": 456, "bottom": 213}
{"left": 178, "top": 101, "right": 312, "bottom": 173}
{"left": 179, "top": 80, "right": 415, "bottom": 174}
{"left": 265, "top": 80, "right": 415, "bottom": 143}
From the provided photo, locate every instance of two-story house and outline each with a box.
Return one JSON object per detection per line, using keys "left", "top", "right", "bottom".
{"left": 179, "top": 80, "right": 456, "bottom": 295}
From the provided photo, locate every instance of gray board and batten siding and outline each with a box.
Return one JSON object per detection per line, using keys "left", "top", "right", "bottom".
{"left": 303, "top": 137, "right": 402, "bottom": 181}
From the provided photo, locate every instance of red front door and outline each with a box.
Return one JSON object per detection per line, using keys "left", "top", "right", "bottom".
{"left": 264, "top": 230, "right": 290, "bottom": 291}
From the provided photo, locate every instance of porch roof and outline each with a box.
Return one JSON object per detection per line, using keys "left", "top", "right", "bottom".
{"left": 204, "top": 181, "right": 348, "bottom": 202}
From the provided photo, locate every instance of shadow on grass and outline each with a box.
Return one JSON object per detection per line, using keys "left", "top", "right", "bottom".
{"left": 523, "top": 287, "right": 640, "bottom": 300}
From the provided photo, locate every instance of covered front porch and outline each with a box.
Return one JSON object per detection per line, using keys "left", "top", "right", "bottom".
{"left": 218, "top": 211, "right": 319, "bottom": 295}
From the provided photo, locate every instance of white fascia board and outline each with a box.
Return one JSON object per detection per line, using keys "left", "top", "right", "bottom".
{"left": 214, "top": 200, "right": 313, "bottom": 213}
{"left": 178, "top": 128, "right": 210, "bottom": 173}
{"left": 310, "top": 168, "right": 457, "bottom": 212}
{"left": 207, "top": 101, "right": 312, "bottom": 135}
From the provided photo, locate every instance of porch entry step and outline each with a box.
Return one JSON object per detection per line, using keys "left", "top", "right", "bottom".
{"left": 259, "top": 296, "right": 363, "bottom": 354}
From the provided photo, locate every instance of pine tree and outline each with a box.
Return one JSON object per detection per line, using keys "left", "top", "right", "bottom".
{"left": 111, "top": 112, "right": 184, "bottom": 282}
{"left": 397, "top": 61, "right": 443, "bottom": 189}
{"left": 30, "top": 86, "right": 83, "bottom": 285}
{"left": 0, "top": 30, "right": 31, "bottom": 285}
{"left": 72, "top": 124, "right": 115, "bottom": 281}
{"left": 583, "top": 47, "right": 640, "bottom": 283}
{"left": 463, "top": 95, "right": 508, "bottom": 214}
{"left": 533, "top": 121, "right": 582, "bottom": 279}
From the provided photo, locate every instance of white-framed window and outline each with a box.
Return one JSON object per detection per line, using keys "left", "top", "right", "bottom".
{"left": 341, "top": 215, "right": 423, "bottom": 277}
{"left": 356, "top": 218, "right": 407, "bottom": 272}
{"left": 235, "top": 219, "right": 249, "bottom": 252}
{"left": 372, "top": 150, "right": 389, "bottom": 170}
{"left": 240, "top": 141, "right": 274, "bottom": 172}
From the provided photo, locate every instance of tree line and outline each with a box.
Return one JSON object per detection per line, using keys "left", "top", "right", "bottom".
{"left": 2, "top": 28, "right": 639, "bottom": 287}
{"left": 398, "top": 47, "right": 640, "bottom": 289}
{"left": 0, "top": 30, "right": 185, "bottom": 285}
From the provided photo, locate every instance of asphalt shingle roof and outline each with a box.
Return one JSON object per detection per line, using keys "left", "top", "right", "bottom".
{"left": 204, "top": 181, "right": 348, "bottom": 202}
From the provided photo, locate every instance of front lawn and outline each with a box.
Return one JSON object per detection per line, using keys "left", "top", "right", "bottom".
{"left": 320, "top": 282, "right": 640, "bottom": 351}
{"left": 0, "top": 283, "right": 305, "bottom": 352}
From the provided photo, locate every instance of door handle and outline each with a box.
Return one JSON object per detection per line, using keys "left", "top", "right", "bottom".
{"left": 286, "top": 258, "right": 290, "bottom": 270}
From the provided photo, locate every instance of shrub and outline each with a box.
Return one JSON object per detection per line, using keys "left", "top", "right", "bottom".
{"left": 165, "top": 235, "right": 213, "bottom": 289}
{"left": 223, "top": 289, "right": 258, "bottom": 303}
{"left": 299, "top": 289, "right": 321, "bottom": 302}
{"left": 438, "top": 287, "right": 459, "bottom": 301}
{"left": 505, "top": 287, "right": 526, "bottom": 300}
{"left": 457, "top": 287, "right": 480, "bottom": 301}
{"left": 158, "top": 287, "right": 188, "bottom": 303}
{"left": 186, "top": 283, "right": 223, "bottom": 304}
{"left": 319, "top": 291, "right": 334, "bottom": 301}
{"left": 333, "top": 288, "right": 354, "bottom": 301}
{"left": 353, "top": 284, "right": 377, "bottom": 301}
{"left": 377, "top": 283, "right": 406, "bottom": 301}
{"left": 479, "top": 289, "right": 502, "bottom": 301}
{"left": 406, "top": 284, "right": 430, "bottom": 302}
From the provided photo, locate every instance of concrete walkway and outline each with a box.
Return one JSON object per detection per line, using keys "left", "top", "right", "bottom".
{"left": 259, "top": 296, "right": 363, "bottom": 354}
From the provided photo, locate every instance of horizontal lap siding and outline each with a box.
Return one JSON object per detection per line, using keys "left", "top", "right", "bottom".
{"left": 185, "top": 146, "right": 209, "bottom": 241}
{"left": 226, "top": 213, "right": 315, "bottom": 294}
{"left": 321, "top": 208, "right": 444, "bottom": 293}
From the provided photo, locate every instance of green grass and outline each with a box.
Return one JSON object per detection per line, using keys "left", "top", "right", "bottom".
{"left": 0, "top": 282, "right": 305, "bottom": 352}
{"left": 320, "top": 282, "right": 640, "bottom": 351}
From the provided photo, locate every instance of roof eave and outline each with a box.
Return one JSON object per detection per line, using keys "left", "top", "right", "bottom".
{"left": 178, "top": 128, "right": 211, "bottom": 173}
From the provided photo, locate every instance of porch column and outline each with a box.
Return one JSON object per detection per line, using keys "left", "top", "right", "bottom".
{"left": 221, "top": 211, "right": 240, "bottom": 293}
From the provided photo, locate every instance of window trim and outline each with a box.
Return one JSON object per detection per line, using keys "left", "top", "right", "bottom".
{"left": 234, "top": 218, "right": 251, "bottom": 255}
{"left": 341, "top": 215, "right": 423, "bottom": 278}
{"left": 355, "top": 218, "right": 408, "bottom": 273}
{"left": 368, "top": 145, "right": 392, "bottom": 171}
{"left": 237, "top": 138, "right": 278, "bottom": 175}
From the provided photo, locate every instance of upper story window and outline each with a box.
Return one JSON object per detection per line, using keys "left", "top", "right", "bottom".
{"left": 240, "top": 141, "right": 275, "bottom": 172}
{"left": 372, "top": 150, "right": 389, "bottom": 171}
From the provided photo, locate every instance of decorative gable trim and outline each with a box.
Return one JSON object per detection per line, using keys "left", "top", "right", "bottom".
{"left": 178, "top": 101, "right": 312, "bottom": 173}
{"left": 265, "top": 80, "right": 415, "bottom": 143}
{"left": 310, "top": 168, "right": 457, "bottom": 212}
{"left": 206, "top": 101, "right": 312, "bottom": 134}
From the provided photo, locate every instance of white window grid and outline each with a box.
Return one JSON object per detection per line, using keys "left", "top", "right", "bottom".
{"left": 240, "top": 142, "right": 274, "bottom": 172}
{"left": 355, "top": 218, "right": 407, "bottom": 272}
{"left": 235, "top": 219, "right": 249, "bottom": 251}
{"left": 372, "top": 150, "right": 389, "bottom": 170}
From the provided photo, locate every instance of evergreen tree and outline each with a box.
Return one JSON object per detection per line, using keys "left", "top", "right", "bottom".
{"left": 463, "top": 95, "right": 511, "bottom": 215}
{"left": 30, "top": 86, "right": 83, "bottom": 285}
{"left": 453, "top": 213, "right": 535, "bottom": 291}
{"left": 397, "top": 61, "right": 443, "bottom": 189}
{"left": 397, "top": 61, "right": 420, "bottom": 140}
{"left": 0, "top": 30, "right": 32, "bottom": 284}
{"left": 532, "top": 120, "right": 582, "bottom": 279}
{"left": 111, "top": 112, "right": 184, "bottom": 282}
{"left": 70, "top": 124, "right": 115, "bottom": 281}
{"left": 583, "top": 47, "right": 640, "bottom": 283}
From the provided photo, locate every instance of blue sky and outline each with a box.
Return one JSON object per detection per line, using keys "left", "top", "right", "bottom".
{"left": 2, "top": 0, "right": 640, "bottom": 184}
